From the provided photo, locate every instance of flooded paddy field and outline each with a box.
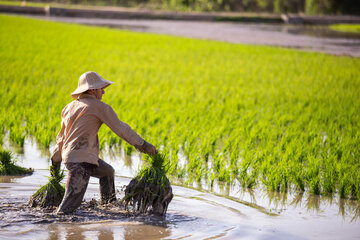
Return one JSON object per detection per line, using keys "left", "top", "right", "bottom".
{"left": 1, "top": 137, "right": 359, "bottom": 240}
{"left": 1, "top": 14, "right": 359, "bottom": 240}
{"left": 11, "top": 14, "right": 360, "bottom": 58}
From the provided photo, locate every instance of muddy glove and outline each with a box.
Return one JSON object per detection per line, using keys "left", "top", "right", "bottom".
{"left": 136, "top": 141, "right": 156, "bottom": 155}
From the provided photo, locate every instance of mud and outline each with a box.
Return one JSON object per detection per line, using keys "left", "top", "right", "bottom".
{"left": 0, "top": 197, "right": 160, "bottom": 226}
{"left": 8, "top": 14, "right": 360, "bottom": 58}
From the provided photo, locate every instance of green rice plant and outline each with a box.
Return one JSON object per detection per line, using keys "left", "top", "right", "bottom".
{"left": 349, "top": 178, "right": 358, "bottom": 200}
{"left": 0, "top": 149, "right": 33, "bottom": 175}
{"left": 306, "top": 158, "right": 321, "bottom": 195}
{"left": 321, "top": 163, "right": 336, "bottom": 195}
{"left": 357, "top": 176, "right": 360, "bottom": 201}
{"left": 28, "top": 165, "right": 65, "bottom": 208}
{"left": 290, "top": 167, "right": 305, "bottom": 192}
{"left": 309, "top": 177, "right": 321, "bottom": 195}
{"left": 330, "top": 24, "right": 360, "bottom": 34}
{"left": 0, "top": 14, "right": 359, "bottom": 199}
{"left": 0, "top": 149, "right": 11, "bottom": 166}
{"left": 122, "top": 153, "right": 173, "bottom": 215}
{"left": 237, "top": 157, "right": 258, "bottom": 189}
{"left": 124, "top": 143, "right": 134, "bottom": 156}
{"left": 9, "top": 125, "right": 25, "bottom": 148}
{"left": 338, "top": 174, "right": 350, "bottom": 199}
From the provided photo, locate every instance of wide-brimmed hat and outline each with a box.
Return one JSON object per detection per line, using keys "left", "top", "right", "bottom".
{"left": 71, "top": 71, "right": 113, "bottom": 99}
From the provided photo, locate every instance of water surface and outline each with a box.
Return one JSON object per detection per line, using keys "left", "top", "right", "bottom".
{"left": 0, "top": 137, "right": 359, "bottom": 239}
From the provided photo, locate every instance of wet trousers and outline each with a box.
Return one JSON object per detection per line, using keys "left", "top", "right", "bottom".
{"left": 57, "top": 159, "right": 116, "bottom": 214}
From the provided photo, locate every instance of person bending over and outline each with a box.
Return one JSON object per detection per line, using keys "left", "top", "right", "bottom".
{"left": 51, "top": 71, "right": 156, "bottom": 214}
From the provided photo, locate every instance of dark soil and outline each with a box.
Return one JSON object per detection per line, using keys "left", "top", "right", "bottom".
{"left": 0, "top": 197, "right": 138, "bottom": 227}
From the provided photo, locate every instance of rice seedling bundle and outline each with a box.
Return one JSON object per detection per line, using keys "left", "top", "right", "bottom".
{"left": 0, "top": 149, "right": 33, "bottom": 175}
{"left": 122, "top": 153, "right": 173, "bottom": 215}
{"left": 1, "top": 14, "right": 359, "bottom": 199}
{"left": 28, "top": 165, "right": 65, "bottom": 208}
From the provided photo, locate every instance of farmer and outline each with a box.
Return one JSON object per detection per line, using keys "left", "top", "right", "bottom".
{"left": 51, "top": 71, "right": 156, "bottom": 214}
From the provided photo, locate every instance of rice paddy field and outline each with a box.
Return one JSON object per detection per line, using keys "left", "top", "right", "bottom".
{"left": 330, "top": 24, "right": 360, "bottom": 34}
{"left": 0, "top": 14, "right": 359, "bottom": 202}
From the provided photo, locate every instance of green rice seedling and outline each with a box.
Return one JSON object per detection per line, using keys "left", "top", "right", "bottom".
{"left": 0, "top": 149, "right": 11, "bottom": 166}
{"left": 122, "top": 153, "right": 173, "bottom": 215}
{"left": 321, "top": 164, "right": 336, "bottom": 195}
{"left": 0, "top": 149, "right": 33, "bottom": 175}
{"left": 291, "top": 168, "right": 305, "bottom": 192}
{"left": 357, "top": 176, "right": 360, "bottom": 201}
{"left": 237, "top": 158, "right": 257, "bottom": 189}
{"left": 124, "top": 144, "right": 134, "bottom": 156}
{"left": 28, "top": 165, "right": 65, "bottom": 208}
{"left": 339, "top": 174, "right": 349, "bottom": 199}
{"left": 349, "top": 179, "right": 358, "bottom": 199}
{"left": 9, "top": 126, "right": 25, "bottom": 148}
{"left": 309, "top": 177, "right": 321, "bottom": 195}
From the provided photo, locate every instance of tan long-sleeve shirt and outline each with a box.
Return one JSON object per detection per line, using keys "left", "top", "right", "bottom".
{"left": 51, "top": 94, "right": 144, "bottom": 166}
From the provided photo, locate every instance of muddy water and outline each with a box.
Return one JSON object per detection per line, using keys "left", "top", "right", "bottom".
{"left": 11, "top": 14, "right": 360, "bottom": 58}
{"left": 1, "top": 137, "right": 360, "bottom": 240}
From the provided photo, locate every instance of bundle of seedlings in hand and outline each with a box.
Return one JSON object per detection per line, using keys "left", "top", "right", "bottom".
{"left": 0, "top": 149, "right": 33, "bottom": 175}
{"left": 122, "top": 153, "right": 173, "bottom": 215}
{"left": 28, "top": 165, "right": 65, "bottom": 208}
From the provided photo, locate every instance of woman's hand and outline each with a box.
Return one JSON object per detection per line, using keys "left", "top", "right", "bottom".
{"left": 135, "top": 140, "right": 156, "bottom": 155}
{"left": 143, "top": 141, "right": 156, "bottom": 155}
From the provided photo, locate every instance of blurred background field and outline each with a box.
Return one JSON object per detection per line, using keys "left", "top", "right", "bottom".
{"left": 0, "top": 0, "right": 359, "bottom": 15}
{"left": 0, "top": 14, "right": 359, "bottom": 201}
{"left": 330, "top": 24, "right": 360, "bottom": 33}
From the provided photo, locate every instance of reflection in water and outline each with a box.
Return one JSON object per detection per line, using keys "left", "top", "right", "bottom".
{"left": 290, "top": 191, "right": 304, "bottom": 208}
{"left": 47, "top": 224, "right": 61, "bottom": 240}
{"left": 352, "top": 204, "right": 360, "bottom": 222}
{"left": 124, "top": 153, "right": 132, "bottom": 168}
{"left": 263, "top": 189, "right": 360, "bottom": 221}
{"left": 44, "top": 222, "right": 170, "bottom": 240}
{"left": 267, "top": 191, "right": 288, "bottom": 210}
{"left": 193, "top": 177, "right": 360, "bottom": 221}
{"left": 7, "top": 139, "right": 24, "bottom": 155}
{"left": 2, "top": 135, "right": 360, "bottom": 223}
{"left": 3, "top": 131, "right": 52, "bottom": 158}
{"left": 339, "top": 198, "right": 346, "bottom": 220}
{"left": 98, "top": 229, "right": 114, "bottom": 240}
{"left": 123, "top": 224, "right": 170, "bottom": 240}
{"left": 305, "top": 194, "right": 320, "bottom": 213}
{"left": 339, "top": 199, "right": 360, "bottom": 223}
{"left": 66, "top": 226, "right": 86, "bottom": 240}
{"left": 0, "top": 176, "right": 25, "bottom": 183}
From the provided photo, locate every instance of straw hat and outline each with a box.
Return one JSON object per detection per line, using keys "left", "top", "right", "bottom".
{"left": 71, "top": 71, "right": 113, "bottom": 99}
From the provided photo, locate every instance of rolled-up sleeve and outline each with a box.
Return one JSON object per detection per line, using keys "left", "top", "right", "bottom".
{"left": 100, "top": 105, "right": 145, "bottom": 147}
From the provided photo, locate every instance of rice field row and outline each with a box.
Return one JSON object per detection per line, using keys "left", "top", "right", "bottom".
{"left": 330, "top": 24, "right": 360, "bottom": 34}
{"left": 0, "top": 14, "right": 359, "bottom": 199}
